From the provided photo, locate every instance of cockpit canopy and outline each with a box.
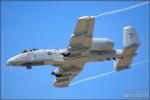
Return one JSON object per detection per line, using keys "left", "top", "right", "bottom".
{"left": 21, "top": 48, "right": 38, "bottom": 53}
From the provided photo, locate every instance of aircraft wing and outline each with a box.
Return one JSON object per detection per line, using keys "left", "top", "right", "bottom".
{"left": 53, "top": 62, "right": 84, "bottom": 87}
{"left": 68, "top": 16, "right": 95, "bottom": 56}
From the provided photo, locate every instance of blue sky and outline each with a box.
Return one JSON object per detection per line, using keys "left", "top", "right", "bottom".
{"left": 1, "top": 1, "right": 149, "bottom": 99}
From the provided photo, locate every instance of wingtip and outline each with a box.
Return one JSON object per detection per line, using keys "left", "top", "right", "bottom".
{"left": 124, "top": 26, "right": 134, "bottom": 30}
{"left": 78, "top": 16, "right": 95, "bottom": 20}
{"left": 53, "top": 80, "right": 69, "bottom": 88}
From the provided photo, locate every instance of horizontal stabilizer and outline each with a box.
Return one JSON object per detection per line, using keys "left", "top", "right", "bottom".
{"left": 114, "top": 58, "right": 132, "bottom": 71}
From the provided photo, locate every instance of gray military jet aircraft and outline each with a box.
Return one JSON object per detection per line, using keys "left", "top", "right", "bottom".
{"left": 7, "top": 16, "right": 140, "bottom": 87}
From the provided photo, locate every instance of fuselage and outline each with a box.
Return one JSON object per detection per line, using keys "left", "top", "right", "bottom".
{"left": 7, "top": 38, "right": 126, "bottom": 69}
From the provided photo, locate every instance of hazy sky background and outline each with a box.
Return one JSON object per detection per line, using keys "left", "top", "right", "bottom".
{"left": 1, "top": 1, "right": 149, "bottom": 99}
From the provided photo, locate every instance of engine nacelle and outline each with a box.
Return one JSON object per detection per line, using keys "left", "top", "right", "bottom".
{"left": 91, "top": 38, "right": 114, "bottom": 51}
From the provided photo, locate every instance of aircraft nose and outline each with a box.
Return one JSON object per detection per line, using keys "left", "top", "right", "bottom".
{"left": 7, "top": 58, "right": 15, "bottom": 66}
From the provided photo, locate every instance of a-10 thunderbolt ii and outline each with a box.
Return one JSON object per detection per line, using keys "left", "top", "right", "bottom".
{"left": 7, "top": 16, "right": 140, "bottom": 87}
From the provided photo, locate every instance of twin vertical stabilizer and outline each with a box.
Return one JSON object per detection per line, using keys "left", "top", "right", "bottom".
{"left": 123, "top": 26, "right": 140, "bottom": 49}
{"left": 114, "top": 26, "right": 140, "bottom": 71}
